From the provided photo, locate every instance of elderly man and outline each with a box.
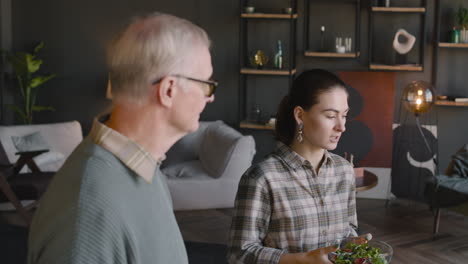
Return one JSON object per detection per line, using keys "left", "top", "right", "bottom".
{"left": 28, "top": 12, "right": 216, "bottom": 264}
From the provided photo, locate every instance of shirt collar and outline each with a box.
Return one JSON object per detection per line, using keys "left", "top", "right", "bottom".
{"left": 274, "top": 141, "right": 334, "bottom": 170}
{"left": 89, "top": 114, "right": 164, "bottom": 183}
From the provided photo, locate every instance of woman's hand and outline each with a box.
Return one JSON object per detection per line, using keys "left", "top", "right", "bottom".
{"left": 279, "top": 245, "right": 337, "bottom": 264}
{"left": 341, "top": 233, "right": 373, "bottom": 246}
{"left": 303, "top": 245, "right": 338, "bottom": 264}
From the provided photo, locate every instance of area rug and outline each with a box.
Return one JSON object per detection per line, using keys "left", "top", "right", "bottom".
{"left": 0, "top": 224, "right": 28, "bottom": 264}
{"left": 0, "top": 225, "right": 228, "bottom": 264}
{"left": 184, "top": 241, "right": 228, "bottom": 264}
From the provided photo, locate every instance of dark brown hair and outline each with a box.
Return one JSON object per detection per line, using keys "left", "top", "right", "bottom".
{"left": 275, "top": 69, "right": 348, "bottom": 145}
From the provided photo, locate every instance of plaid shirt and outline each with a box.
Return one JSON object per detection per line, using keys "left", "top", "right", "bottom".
{"left": 227, "top": 142, "right": 357, "bottom": 264}
{"left": 89, "top": 114, "right": 164, "bottom": 183}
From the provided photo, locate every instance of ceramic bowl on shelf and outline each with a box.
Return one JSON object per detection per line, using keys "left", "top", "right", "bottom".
{"left": 244, "top": 6, "right": 255, "bottom": 13}
{"left": 283, "top": 7, "right": 292, "bottom": 14}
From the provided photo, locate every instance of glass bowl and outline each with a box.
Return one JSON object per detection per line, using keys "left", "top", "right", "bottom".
{"left": 368, "top": 240, "right": 393, "bottom": 264}
{"left": 329, "top": 240, "right": 393, "bottom": 264}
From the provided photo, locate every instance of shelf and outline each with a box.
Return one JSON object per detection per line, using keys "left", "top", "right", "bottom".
{"left": 439, "top": 42, "right": 468, "bottom": 48}
{"left": 304, "top": 51, "right": 360, "bottom": 58}
{"left": 369, "top": 64, "right": 423, "bottom": 71}
{"left": 371, "top": 7, "right": 426, "bottom": 13}
{"left": 241, "top": 13, "right": 298, "bottom": 19}
{"left": 240, "top": 121, "right": 274, "bottom": 130}
{"left": 240, "top": 68, "right": 296, "bottom": 76}
{"left": 435, "top": 100, "right": 468, "bottom": 107}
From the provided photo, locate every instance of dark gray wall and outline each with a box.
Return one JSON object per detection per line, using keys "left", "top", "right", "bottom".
{"left": 1, "top": 0, "right": 467, "bottom": 169}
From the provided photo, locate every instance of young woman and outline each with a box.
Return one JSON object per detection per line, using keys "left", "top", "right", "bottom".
{"left": 228, "top": 69, "right": 369, "bottom": 264}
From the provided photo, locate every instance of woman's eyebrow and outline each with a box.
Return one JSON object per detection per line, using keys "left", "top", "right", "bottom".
{"left": 321, "top": 108, "right": 350, "bottom": 113}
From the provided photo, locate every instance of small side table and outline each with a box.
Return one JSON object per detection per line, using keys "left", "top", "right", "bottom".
{"left": 355, "top": 170, "right": 378, "bottom": 192}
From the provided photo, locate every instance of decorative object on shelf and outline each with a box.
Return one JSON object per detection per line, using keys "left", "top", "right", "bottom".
{"left": 267, "top": 117, "right": 276, "bottom": 126}
{"left": 319, "top": 26, "right": 326, "bottom": 52}
{"left": 2, "top": 42, "right": 56, "bottom": 124}
{"left": 456, "top": 7, "right": 468, "bottom": 43}
{"left": 283, "top": 7, "right": 292, "bottom": 14}
{"left": 451, "top": 27, "right": 461, "bottom": 43}
{"left": 374, "top": 0, "right": 390, "bottom": 7}
{"left": 335, "top": 37, "right": 346, "bottom": 53}
{"left": 249, "top": 50, "right": 269, "bottom": 69}
{"left": 393, "top": 29, "right": 416, "bottom": 54}
{"left": 244, "top": 6, "right": 255, "bottom": 14}
{"left": 392, "top": 29, "right": 416, "bottom": 65}
{"left": 345, "top": 37, "right": 353, "bottom": 52}
{"left": 248, "top": 105, "right": 261, "bottom": 123}
{"left": 274, "top": 40, "right": 283, "bottom": 69}
{"left": 402, "top": 80, "right": 435, "bottom": 115}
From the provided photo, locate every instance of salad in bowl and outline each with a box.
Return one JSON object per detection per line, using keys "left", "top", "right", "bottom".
{"left": 329, "top": 240, "right": 393, "bottom": 264}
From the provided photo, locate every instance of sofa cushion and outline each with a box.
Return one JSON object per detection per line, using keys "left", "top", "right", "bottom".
{"left": 163, "top": 122, "right": 213, "bottom": 168}
{"left": 162, "top": 160, "right": 206, "bottom": 179}
{"left": 199, "top": 122, "right": 248, "bottom": 179}
{"left": 11, "top": 132, "right": 49, "bottom": 152}
{"left": 0, "top": 121, "right": 82, "bottom": 172}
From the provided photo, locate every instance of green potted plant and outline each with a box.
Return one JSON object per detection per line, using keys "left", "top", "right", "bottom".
{"left": 456, "top": 6, "right": 468, "bottom": 43}
{"left": 3, "top": 42, "right": 56, "bottom": 124}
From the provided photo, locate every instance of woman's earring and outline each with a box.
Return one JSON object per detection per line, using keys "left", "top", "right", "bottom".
{"left": 297, "top": 123, "right": 303, "bottom": 143}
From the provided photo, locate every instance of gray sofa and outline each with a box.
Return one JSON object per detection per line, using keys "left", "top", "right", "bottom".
{"left": 161, "top": 121, "right": 256, "bottom": 210}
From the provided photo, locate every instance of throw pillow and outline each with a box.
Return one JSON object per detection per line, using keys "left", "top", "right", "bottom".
{"left": 33, "top": 151, "right": 65, "bottom": 167}
{"left": 11, "top": 132, "right": 50, "bottom": 152}
{"left": 163, "top": 122, "right": 214, "bottom": 168}
{"left": 162, "top": 160, "right": 206, "bottom": 179}
{"left": 199, "top": 122, "right": 242, "bottom": 179}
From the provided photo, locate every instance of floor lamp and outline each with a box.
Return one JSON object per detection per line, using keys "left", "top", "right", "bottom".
{"left": 392, "top": 81, "right": 438, "bottom": 203}
{"left": 401, "top": 80, "right": 437, "bottom": 164}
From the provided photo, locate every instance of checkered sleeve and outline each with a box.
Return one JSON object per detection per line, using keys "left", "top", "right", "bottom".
{"left": 348, "top": 167, "right": 358, "bottom": 236}
{"left": 227, "top": 167, "right": 283, "bottom": 264}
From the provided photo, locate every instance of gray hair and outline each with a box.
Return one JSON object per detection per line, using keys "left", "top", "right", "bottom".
{"left": 107, "top": 12, "right": 211, "bottom": 104}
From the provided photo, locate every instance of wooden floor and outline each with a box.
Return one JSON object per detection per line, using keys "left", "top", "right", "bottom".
{"left": 2, "top": 198, "right": 467, "bottom": 263}
{"left": 175, "top": 198, "right": 468, "bottom": 264}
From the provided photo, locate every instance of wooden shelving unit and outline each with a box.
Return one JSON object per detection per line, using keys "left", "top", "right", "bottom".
{"left": 304, "top": 51, "right": 360, "bottom": 58}
{"left": 240, "top": 121, "right": 274, "bottom": 130}
{"left": 241, "top": 13, "right": 298, "bottom": 19}
{"left": 369, "top": 1, "right": 427, "bottom": 72}
{"left": 439, "top": 42, "right": 468, "bottom": 48}
{"left": 371, "top": 7, "right": 426, "bottom": 13}
{"left": 369, "top": 64, "right": 423, "bottom": 71}
{"left": 238, "top": 0, "right": 298, "bottom": 130}
{"left": 240, "top": 68, "right": 296, "bottom": 75}
{"left": 304, "top": 0, "right": 361, "bottom": 62}
{"left": 435, "top": 100, "right": 468, "bottom": 107}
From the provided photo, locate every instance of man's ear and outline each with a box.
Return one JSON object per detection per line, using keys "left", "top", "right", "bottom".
{"left": 293, "top": 106, "right": 304, "bottom": 124}
{"left": 156, "top": 76, "right": 177, "bottom": 108}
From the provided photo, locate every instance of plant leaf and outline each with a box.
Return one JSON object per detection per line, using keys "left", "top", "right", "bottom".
{"left": 33, "top": 41, "right": 45, "bottom": 54}
{"left": 25, "top": 53, "right": 42, "bottom": 73}
{"left": 32, "top": 105, "right": 54, "bottom": 112}
{"left": 29, "top": 74, "right": 56, "bottom": 89}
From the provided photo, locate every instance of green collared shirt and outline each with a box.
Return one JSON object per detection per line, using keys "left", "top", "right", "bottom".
{"left": 28, "top": 115, "right": 187, "bottom": 264}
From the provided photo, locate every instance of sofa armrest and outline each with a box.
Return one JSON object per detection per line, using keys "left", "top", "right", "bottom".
{"left": 221, "top": 135, "right": 255, "bottom": 182}
{"left": 199, "top": 121, "right": 256, "bottom": 179}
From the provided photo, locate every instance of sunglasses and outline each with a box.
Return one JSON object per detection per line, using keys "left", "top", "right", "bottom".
{"left": 152, "top": 74, "right": 218, "bottom": 97}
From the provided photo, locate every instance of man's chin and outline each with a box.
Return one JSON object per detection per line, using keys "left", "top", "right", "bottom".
{"left": 187, "top": 121, "right": 200, "bottom": 133}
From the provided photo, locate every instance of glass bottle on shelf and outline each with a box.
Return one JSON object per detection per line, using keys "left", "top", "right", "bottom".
{"left": 320, "top": 26, "right": 326, "bottom": 52}
{"left": 274, "top": 40, "right": 283, "bottom": 69}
